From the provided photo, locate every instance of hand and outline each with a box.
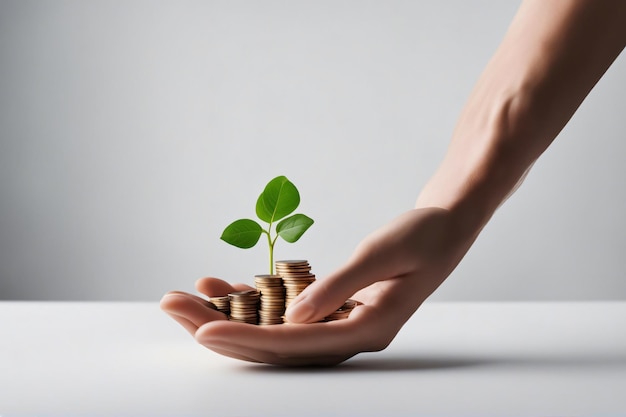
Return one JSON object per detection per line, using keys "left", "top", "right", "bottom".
{"left": 160, "top": 207, "right": 477, "bottom": 366}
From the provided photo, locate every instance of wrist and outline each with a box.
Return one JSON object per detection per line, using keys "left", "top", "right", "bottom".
{"left": 415, "top": 86, "right": 542, "bottom": 233}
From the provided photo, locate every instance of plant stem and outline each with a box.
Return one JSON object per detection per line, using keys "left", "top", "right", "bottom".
{"left": 270, "top": 234, "right": 280, "bottom": 275}
{"left": 263, "top": 229, "right": 274, "bottom": 274}
{"left": 269, "top": 239, "right": 274, "bottom": 275}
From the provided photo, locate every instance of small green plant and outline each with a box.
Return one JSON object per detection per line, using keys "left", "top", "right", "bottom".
{"left": 220, "top": 176, "right": 314, "bottom": 274}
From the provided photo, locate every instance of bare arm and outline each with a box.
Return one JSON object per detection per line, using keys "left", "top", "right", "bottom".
{"left": 417, "top": 0, "right": 626, "bottom": 232}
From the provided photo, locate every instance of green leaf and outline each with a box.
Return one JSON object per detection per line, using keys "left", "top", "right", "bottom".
{"left": 220, "top": 219, "right": 263, "bottom": 249}
{"left": 276, "top": 214, "right": 314, "bottom": 243}
{"left": 256, "top": 176, "right": 300, "bottom": 223}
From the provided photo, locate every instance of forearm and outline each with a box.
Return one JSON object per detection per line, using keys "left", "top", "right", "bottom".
{"left": 416, "top": 0, "right": 626, "bottom": 232}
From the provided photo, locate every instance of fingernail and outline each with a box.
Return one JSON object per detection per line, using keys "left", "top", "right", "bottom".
{"left": 286, "top": 298, "right": 315, "bottom": 323}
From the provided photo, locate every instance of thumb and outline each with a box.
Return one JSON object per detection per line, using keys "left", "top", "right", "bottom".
{"left": 285, "top": 248, "right": 396, "bottom": 323}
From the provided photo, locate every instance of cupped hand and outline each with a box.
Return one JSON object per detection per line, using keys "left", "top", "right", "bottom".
{"left": 160, "top": 207, "right": 477, "bottom": 366}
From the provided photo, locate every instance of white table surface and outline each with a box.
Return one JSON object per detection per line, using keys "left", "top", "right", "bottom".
{"left": 0, "top": 301, "right": 624, "bottom": 416}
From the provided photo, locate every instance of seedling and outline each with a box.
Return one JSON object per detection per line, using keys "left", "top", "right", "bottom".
{"left": 220, "top": 176, "right": 314, "bottom": 274}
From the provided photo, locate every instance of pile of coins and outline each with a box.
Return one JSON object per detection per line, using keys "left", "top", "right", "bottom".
{"left": 275, "top": 260, "right": 316, "bottom": 308}
{"left": 209, "top": 295, "right": 230, "bottom": 316}
{"left": 254, "top": 274, "right": 286, "bottom": 325}
{"left": 209, "top": 260, "right": 356, "bottom": 325}
{"left": 227, "top": 289, "right": 260, "bottom": 324}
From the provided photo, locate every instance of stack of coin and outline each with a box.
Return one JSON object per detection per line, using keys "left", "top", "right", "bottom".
{"left": 254, "top": 274, "right": 286, "bottom": 325}
{"left": 228, "top": 289, "right": 260, "bottom": 324}
{"left": 275, "top": 260, "right": 316, "bottom": 308}
{"left": 324, "top": 299, "right": 357, "bottom": 321}
{"left": 208, "top": 295, "right": 231, "bottom": 316}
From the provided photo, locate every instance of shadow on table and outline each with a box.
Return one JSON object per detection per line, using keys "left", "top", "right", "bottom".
{"left": 237, "top": 352, "right": 626, "bottom": 374}
{"left": 238, "top": 354, "right": 497, "bottom": 374}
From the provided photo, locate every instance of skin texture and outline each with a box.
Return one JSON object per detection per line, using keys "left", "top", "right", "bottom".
{"left": 161, "top": 0, "right": 626, "bottom": 366}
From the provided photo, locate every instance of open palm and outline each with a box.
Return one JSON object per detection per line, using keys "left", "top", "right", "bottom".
{"left": 161, "top": 208, "right": 476, "bottom": 366}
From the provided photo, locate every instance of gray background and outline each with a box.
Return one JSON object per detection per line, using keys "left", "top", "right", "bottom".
{"left": 1, "top": 0, "right": 624, "bottom": 301}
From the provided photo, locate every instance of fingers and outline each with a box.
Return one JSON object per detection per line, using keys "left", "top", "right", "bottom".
{"left": 160, "top": 292, "right": 227, "bottom": 336}
{"left": 195, "top": 277, "right": 254, "bottom": 298}
{"left": 161, "top": 292, "right": 362, "bottom": 366}
{"left": 163, "top": 274, "right": 399, "bottom": 366}
{"left": 161, "top": 278, "right": 253, "bottom": 339}
{"left": 285, "top": 254, "right": 391, "bottom": 324}
{"left": 285, "top": 209, "right": 442, "bottom": 324}
{"left": 196, "top": 304, "right": 379, "bottom": 366}
{"left": 164, "top": 290, "right": 214, "bottom": 307}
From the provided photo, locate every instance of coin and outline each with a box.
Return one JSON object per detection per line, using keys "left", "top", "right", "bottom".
{"left": 324, "top": 299, "right": 357, "bottom": 321}
{"left": 275, "top": 260, "right": 316, "bottom": 308}
{"left": 223, "top": 260, "right": 356, "bottom": 325}
{"left": 228, "top": 289, "right": 260, "bottom": 324}
{"left": 254, "top": 274, "right": 286, "bottom": 325}
{"left": 208, "top": 295, "right": 231, "bottom": 315}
